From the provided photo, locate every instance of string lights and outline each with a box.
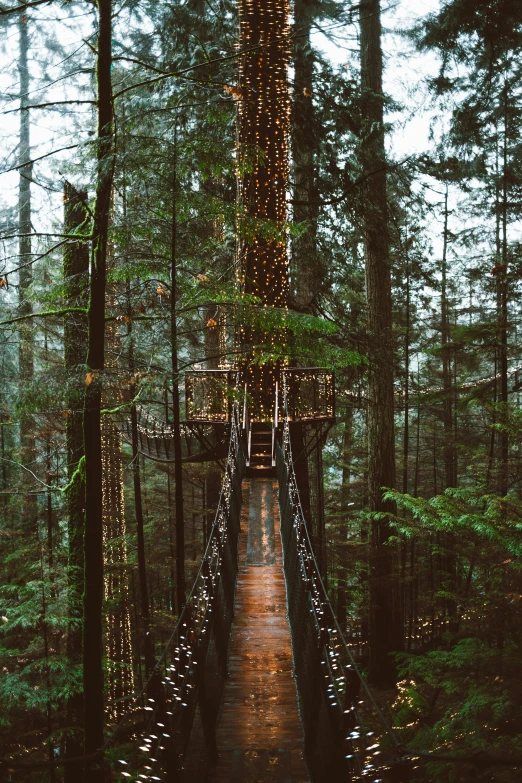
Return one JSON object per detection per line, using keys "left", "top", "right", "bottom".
{"left": 185, "top": 371, "right": 233, "bottom": 422}
{"left": 102, "top": 304, "right": 134, "bottom": 716}
{"left": 283, "top": 368, "right": 335, "bottom": 421}
{"left": 236, "top": 0, "right": 291, "bottom": 420}
{"left": 122, "top": 401, "right": 245, "bottom": 782}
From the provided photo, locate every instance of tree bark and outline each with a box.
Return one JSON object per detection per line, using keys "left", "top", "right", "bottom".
{"left": 337, "top": 407, "right": 353, "bottom": 627}
{"left": 171, "top": 118, "right": 186, "bottom": 613}
{"left": 499, "top": 85, "right": 509, "bottom": 495}
{"left": 359, "top": 0, "right": 402, "bottom": 688}
{"left": 441, "top": 185, "right": 455, "bottom": 490}
{"left": 130, "top": 397, "right": 155, "bottom": 676}
{"left": 292, "top": 0, "right": 320, "bottom": 312}
{"left": 82, "top": 0, "right": 114, "bottom": 762}
{"left": 63, "top": 182, "right": 89, "bottom": 780}
{"left": 18, "top": 12, "right": 37, "bottom": 529}
{"left": 237, "top": 0, "right": 290, "bottom": 416}
{"left": 403, "top": 248, "right": 410, "bottom": 494}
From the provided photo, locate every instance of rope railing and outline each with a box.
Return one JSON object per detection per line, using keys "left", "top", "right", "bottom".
{"left": 0, "top": 400, "right": 245, "bottom": 781}
{"left": 276, "top": 386, "right": 391, "bottom": 781}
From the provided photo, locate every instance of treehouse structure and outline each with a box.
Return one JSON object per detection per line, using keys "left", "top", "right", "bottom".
{"left": 114, "top": 2, "right": 425, "bottom": 781}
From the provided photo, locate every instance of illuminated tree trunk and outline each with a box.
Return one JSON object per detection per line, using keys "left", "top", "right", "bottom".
{"left": 128, "top": 363, "right": 155, "bottom": 678}
{"left": 359, "top": 0, "right": 402, "bottom": 688}
{"left": 83, "top": 0, "right": 114, "bottom": 761}
{"left": 237, "top": 0, "right": 290, "bottom": 418}
{"left": 337, "top": 408, "right": 353, "bottom": 626}
{"left": 102, "top": 413, "right": 134, "bottom": 717}
{"left": 102, "top": 207, "right": 134, "bottom": 714}
{"left": 63, "top": 183, "right": 89, "bottom": 781}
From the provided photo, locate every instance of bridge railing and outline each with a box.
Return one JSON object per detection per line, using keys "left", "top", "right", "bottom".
{"left": 129, "top": 400, "right": 245, "bottom": 778}
{"left": 276, "top": 377, "right": 396, "bottom": 782}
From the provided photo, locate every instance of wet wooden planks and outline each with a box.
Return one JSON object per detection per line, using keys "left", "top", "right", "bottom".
{"left": 211, "top": 478, "right": 309, "bottom": 782}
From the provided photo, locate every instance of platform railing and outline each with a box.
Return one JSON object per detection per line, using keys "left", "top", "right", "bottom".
{"left": 282, "top": 367, "right": 335, "bottom": 421}
{"left": 185, "top": 370, "right": 236, "bottom": 422}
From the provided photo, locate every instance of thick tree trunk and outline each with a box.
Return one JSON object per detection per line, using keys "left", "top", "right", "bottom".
{"left": 63, "top": 183, "right": 89, "bottom": 780}
{"left": 102, "top": 413, "right": 134, "bottom": 717}
{"left": 292, "top": 0, "right": 320, "bottom": 312}
{"left": 359, "top": 0, "right": 402, "bottom": 688}
{"left": 82, "top": 0, "right": 114, "bottom": 762}
{"left": 238, "top": 0, "right": 290, "bottom": 416}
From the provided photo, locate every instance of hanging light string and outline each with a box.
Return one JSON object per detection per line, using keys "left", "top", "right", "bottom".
{"left": 236, "top": 0, "right": 291, "bottom": 422}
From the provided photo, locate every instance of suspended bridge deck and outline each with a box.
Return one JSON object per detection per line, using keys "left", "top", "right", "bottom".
{"left": 211, "top": 478, "right": 308, "bottom": 782}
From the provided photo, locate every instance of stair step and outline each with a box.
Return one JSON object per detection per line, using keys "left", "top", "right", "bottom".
{"left": 245, "top": 465, "right": 276, "bottom": 477}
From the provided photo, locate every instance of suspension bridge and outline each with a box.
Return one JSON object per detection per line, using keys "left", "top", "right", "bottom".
{"left": 114, "top": 367, "right": 407, "bottom": 782}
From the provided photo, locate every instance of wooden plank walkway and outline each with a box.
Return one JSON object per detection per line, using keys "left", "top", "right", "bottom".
{"left": 210, "top": 478, "right": 309, "bottom": 782}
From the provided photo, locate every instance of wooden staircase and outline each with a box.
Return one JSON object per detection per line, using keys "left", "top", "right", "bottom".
{"left": 246, "top": 423, "right": 276, "bottom": 478}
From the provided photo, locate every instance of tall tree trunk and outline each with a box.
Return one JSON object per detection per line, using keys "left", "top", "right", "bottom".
{"left": 499, "top": 85, "right": 509, "bottom": 495}
{"left": 440, "top": 187, "right": 458, "bottom": 625}
{"left": 359, "top": 0, "right": 402, "bottom": 688}
{"left": 403, "top": 248, "right": 410, "bottom": 494}
{"left": 171, "top": 119, "right": 186, "bottom": 613}
{"left": 82, "top": 0, "right": 114, "bottom": 762}
{"left": 129, "top": 385, "right": 154, "bottom": 676}
{"left": 102, "top": 414, "right": 134, "bottom": 717}
{"left": 413, "top": 364, "right": 420, "bottom": 498}
{"left": 337, "top": 407, "right": 353, "bottom": 627}
{"left": 18, "top": 12, "right": 37, "bottom": 529}
{"left": 441, "top": 185, "right": 455, "bottom": 490}
{"left": 292, "top": 0, "right": 320, "bottom": 312}
{"left": 63, "top": 183, "right": 89, "bottom": 780}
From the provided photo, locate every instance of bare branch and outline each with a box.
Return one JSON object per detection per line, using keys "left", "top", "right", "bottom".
{"left": 0, "top": 0, "right": 54, "bottom": 17}
{"left": 3, "top": 100, "right": 95, "bottom": 114}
